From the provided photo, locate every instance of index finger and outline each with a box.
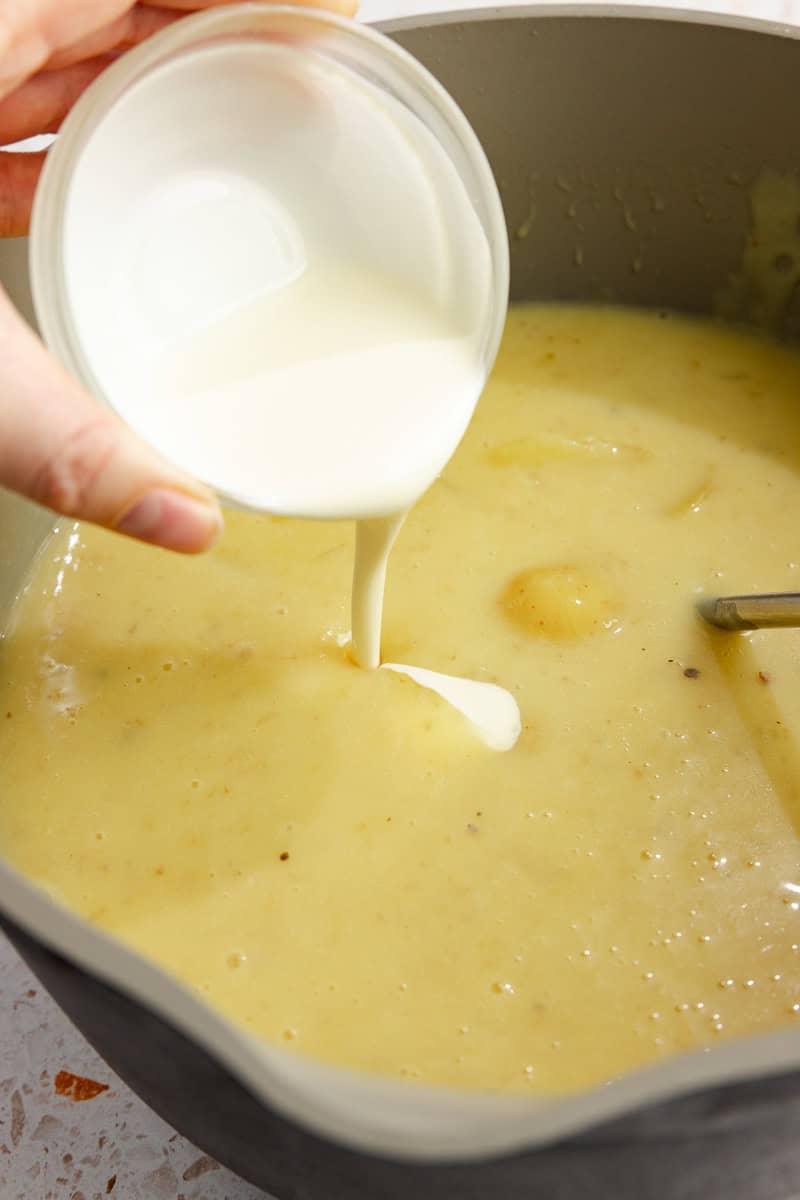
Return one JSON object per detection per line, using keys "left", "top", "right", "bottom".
{"left": 0, "top": 2, "right": 133, "bottom": 100}
{"left": 0, "top": 1, "right": 357, "bottom": 104}
{"left": 141, "top": 0, "right": 358, "bottom": 12}
{"left": 44, "top": 0, "right": 357, "bottom": 70}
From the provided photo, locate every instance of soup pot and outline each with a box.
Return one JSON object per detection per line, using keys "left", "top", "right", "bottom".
{"left": 1, "top": 6, "right": 800, "bottom": 1199}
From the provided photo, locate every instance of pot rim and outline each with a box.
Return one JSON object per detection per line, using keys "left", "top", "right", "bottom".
{"left": 376, "top": 2, "right": 800, "bottom": 41}
{"left": 4, "top": 0, "right": 800, "bottom": 1167}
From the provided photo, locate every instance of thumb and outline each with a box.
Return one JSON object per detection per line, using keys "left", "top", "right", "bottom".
{"left": 0, "top": 286, "right": 223, "bottom": 552}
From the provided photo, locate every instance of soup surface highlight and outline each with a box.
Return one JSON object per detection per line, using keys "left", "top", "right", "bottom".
{"left": 1, "top": 304, "right": 799, "bottom": 1094}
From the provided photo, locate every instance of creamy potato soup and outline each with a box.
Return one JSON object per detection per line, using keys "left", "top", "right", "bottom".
{"left": 1, "top": 304, "right": 799, "bottom": 1094}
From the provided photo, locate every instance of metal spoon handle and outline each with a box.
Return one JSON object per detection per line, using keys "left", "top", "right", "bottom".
{"left": 698, "top": 592, "right": 800, "bottom": 631}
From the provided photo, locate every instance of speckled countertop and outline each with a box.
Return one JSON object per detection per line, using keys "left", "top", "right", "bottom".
{"left": 3, "top": 1, "right": 800, "bottom": 1198}
{"left": 0, "top": 946, "right": 270, "bottom": 1199}
{"left": 0, "top": 941, "right": 265, "bottom": 1200}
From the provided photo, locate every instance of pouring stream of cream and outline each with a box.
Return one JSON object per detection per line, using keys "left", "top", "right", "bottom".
{"left": 351, "top": 515, "right": 520, "bottom": 751}
{"left": 56, "top": 36, "right": 519, "bottom": 749}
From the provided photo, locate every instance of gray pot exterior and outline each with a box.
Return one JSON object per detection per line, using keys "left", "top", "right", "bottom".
{"left": 3, "top": 8, "right": 800, "bottom": 1198}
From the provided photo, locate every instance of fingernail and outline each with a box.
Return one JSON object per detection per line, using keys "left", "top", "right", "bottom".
{"left": 116, "top": 489, "right": 223, "bottom": 553}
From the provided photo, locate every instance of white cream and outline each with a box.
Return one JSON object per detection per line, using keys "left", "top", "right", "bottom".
{"left": 352, "top": 515, "right": 521, "bottom": 752}
{"left": 59, "top": 34, "right": 517, "bottom": 748}
{"left": 150, "top": 264, "right": 484, "bottom": 519}
{"left": 351, "top": 514, "right": 406, "bottom": 670}
{"left": 382, "top": 663, "right": 521, "bottom": 752}
{"left": 62, "top": 37, "right": 492, "bottom": 517}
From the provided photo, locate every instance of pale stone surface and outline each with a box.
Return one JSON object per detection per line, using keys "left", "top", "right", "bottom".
{"left": 0, "top": 934, "right": 266, "bottom": 1199}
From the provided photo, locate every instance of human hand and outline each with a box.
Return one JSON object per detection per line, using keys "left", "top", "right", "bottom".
{"left": 0, "top": 0, "right": 357, "bottom": 553}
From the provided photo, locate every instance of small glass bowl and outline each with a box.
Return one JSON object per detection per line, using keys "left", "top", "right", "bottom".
{"left": 29, "top": 4, "right": 509, "bottom": 513}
